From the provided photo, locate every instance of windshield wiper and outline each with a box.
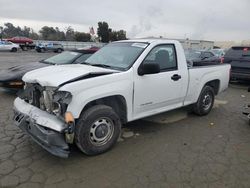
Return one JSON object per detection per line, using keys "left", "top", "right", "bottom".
{"left": 80, "top": 62, "right": 92, "bottom": 65}
{"left": 40, "top": 60, "right": 55, "bottom": 65}
{"left": 81, "top": 62, "right": 122, "bottom": 70}
{"left": 91, "top": 64, "right": 112, "bottom": 68}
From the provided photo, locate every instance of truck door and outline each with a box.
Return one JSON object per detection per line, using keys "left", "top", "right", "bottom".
{"left": 133, "top": 44, "right": 187, "bottom": 118}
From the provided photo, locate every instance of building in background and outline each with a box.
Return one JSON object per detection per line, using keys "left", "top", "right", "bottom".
{"left": 215, "top": 40, "right": 250, "bottom": 49}
{"left": 179, "top": 38, "right": 214, "bottom": 50}
{"left": 140, "top": 37, "right": 214, "bottom": 50}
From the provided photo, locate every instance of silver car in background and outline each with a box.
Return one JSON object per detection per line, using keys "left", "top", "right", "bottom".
{"left": 0, "top": 40, "right": 20, "bottom": 52}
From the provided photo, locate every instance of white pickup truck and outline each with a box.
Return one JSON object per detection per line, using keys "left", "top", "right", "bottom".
{"left": 13, "top": 39, "right": 231, "bottom": 157}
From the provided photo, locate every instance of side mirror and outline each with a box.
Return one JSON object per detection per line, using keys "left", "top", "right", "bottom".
{"left": 138, "top": 63, "right": 160, "bottom": 76}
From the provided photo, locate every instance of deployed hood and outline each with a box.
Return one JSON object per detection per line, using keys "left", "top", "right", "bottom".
{"left": 0, "top": 62, "right": 48, "bottom": 81}
{"left": 22, "top": 64, "right": 118, "bottom": 87}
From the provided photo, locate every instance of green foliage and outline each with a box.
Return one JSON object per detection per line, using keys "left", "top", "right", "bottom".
{"left": 97, "top": 22, "right": 110, "bottom": 43}
{"left": 1, "top": 22, "right": 35, "bottom": 38}
{"left": 0, "top": 22, "right": 127, "bottom": 42}
{"left": 65, "top": 26, "right": 75, "bottom": 41}
{"left": 109, "top": 30, "right": 127, "bottom": 41}
{"left": 74, "top": 32, "right": 91, "bottom": 42}
{"left": 97, "top": 21, "right": 127, "bottom": 42}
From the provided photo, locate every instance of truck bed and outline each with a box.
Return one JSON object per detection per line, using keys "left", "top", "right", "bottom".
{"left": 184, "top": 63, "right": 231, "bottom": 106}
{"left": 187, "top": 60, "right": 221, "bottom": 67}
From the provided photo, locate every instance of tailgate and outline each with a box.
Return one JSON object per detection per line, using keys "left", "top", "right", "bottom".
{"left": 231, "top": 60, "right": 250, "bottom": 74}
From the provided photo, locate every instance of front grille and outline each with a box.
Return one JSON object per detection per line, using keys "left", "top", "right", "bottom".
{"left": 19, "top": 83, "right": 67, "bottom": 117}
{"left": 22, "top": 83, "right": 53, "bottom": 113}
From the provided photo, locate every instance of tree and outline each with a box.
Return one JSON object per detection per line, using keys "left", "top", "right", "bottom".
{"left": 97, "top": 22, "right": 109, "bottom": 43}
{"left": 39, "top": 26, "right": 56, "bottom": 40}
{"left": 65, "top": 26, "right": 74, "bottom": 41}
{"left": 109, "top": 30, "right": 127, "bottom": 41}
{"left": 2, "top": 22, "right": 21, "bottom": 37}
{"left": 74, "top": 32, "right": 91, "bottom": 42}
{"left": 116, "top": 30, "right": 127, "bottom": 40}
{"left": 39, "top": 26, "right": 66, "bottom": 41}
{"left": 0, "top": 26, "right": 3, "bottom": 40}
{"left": 1, "top": 22, "right": 40, "bottom": 39}
{"left": 55, "top": 27, "right": 66, "bottom": 41}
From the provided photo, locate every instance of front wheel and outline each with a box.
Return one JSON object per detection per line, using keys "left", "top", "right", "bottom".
{"left": 11, "top": 47, "right": 17, "bottom": 52}
{"left": 193, "top": 85, "right": 215, "bottom": 116}
{"left": 40, "top": 48, "right": 45, "bottom": 53}
{"left": 75, "top": 105, "right": 121, "bottom": 155}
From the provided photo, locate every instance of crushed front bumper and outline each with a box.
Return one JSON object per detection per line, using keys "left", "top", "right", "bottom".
{"left": 13, "top": 98, "right": 69, "bottom": 158}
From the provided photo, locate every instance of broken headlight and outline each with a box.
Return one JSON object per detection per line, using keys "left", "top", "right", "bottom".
{"left": 52, "top": 91, "right": 72, "bottom": 116}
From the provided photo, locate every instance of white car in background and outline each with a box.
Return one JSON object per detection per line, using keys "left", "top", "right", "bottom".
{"left": 0, "top": 40, "right": 20, "bottom": 52}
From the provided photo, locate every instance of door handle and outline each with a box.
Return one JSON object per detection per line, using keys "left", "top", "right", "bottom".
{"left": 171, "top": 74, "right": 181, "bottom": 81}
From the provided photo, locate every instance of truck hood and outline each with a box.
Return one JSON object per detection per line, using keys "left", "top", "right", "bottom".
{"left": 22, "top": 64, "right": 118, "bottom": 87}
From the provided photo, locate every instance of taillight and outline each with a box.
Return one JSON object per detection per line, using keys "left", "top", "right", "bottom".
{"left": 220, "top": 57, "right": 224, "bottom": 64}
{"left": 243, "top": 48, "right": 248, "bottom": 52}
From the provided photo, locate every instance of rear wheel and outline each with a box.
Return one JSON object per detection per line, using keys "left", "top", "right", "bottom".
{"left": 22, "top": 46, "right": 28, "bottom": 51}
{"left": 75, "top": 105, "right": 121, "bottom": 155}
{"left": 57, "top": 48, "right": 62, "bottom": 53}
{"left": 193, "top": 85, "right": 215, "bottom": 116}
{"left": 11, "top": 47, "right": 17, "bottom": 52}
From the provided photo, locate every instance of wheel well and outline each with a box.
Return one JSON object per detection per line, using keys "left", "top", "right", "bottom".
{"left": 81, "top": 95, "right": 127, "bottom": 124}
{"left": 205, "top": 80, "right": 220, "bottom": 95}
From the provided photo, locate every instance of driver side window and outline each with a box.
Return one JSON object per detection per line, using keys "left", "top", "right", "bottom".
{"left": 143, "top": 44, "right": 177, "bottom": 71}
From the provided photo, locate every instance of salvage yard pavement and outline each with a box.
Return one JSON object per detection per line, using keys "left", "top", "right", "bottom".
{"left": 1, "top": 52, "right": 250, "bottom": 187}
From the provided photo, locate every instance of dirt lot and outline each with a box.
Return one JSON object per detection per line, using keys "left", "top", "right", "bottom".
{"left": 0, "top": 52, "right": 250, "bottom": 188}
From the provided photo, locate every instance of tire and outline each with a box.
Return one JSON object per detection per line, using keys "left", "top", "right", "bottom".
{"left": 57, "top": 48, "right": 62, "bottom": 53}
{"left": 40, "top": 48, "right": 45, "bottom": 53}
{"left": 193, "top": 85, "right": 215, "bottom": 116}
{"left": 11, "top": 48, "right": 17, "bottom": 52}
{"left": 75, "top": 105, "right": 121, "bottom": 155}
{"left": 22, "top": 46, "right": 28, "bottom": 51}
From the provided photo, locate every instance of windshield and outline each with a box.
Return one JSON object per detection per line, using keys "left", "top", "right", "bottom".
{"left": 211, "top": 49, "right": 223, "bottom": 56}
{"left": 42, "top": 51, "right": 82, "bottom": 64}
{"left": 185, "top": 50, "right": 201, "bottom": 59}
{"left": 74, "top": 53, "right": 93, "bottom": 64}
{"left": 84, "top": 42, "right": 148, "bottom": 70}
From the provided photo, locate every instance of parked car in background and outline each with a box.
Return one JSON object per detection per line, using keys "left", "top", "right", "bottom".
{"left": 0, "top": 48, "right": 99, "bottom": 89}
{"left": 36, "top": 42, "right": 64, "bottom": 53}
{"left": 224, "top": 46, "right": 250, "bottom": 80}
{"left": 6, "top": 36, "right": 35, "bottom": 50}
{"left": 211, "top": 49, "right": 225, "bottom": 58}
{"left": 0, "top": 40, "right": 20, "bottom": 52}
{"left": 185, "top": 50, "right": 223, "bottom": 65}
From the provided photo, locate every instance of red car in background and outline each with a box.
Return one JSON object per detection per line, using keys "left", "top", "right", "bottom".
{"left": 6, "top": 36, "right": 35, "bottom": 50}
{"left": 7, "top": 36, "right": 33, "bottom": 44}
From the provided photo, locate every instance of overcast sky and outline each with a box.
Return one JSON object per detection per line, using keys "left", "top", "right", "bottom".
{"left": 0, "top": 0, "right": 249, "bottom": 41}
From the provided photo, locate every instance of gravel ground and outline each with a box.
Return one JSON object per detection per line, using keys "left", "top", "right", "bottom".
{"left": 0, "top": 52, "right": 250, "bottom": 188}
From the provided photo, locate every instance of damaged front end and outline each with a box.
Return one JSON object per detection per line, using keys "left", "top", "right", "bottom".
{"left": 13, "top": 83, "right": 74, "bottom": 158}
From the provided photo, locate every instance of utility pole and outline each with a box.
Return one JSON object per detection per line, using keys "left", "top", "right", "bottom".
{"left": 0, "top": 26, "right": 3, "bottom": 40}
